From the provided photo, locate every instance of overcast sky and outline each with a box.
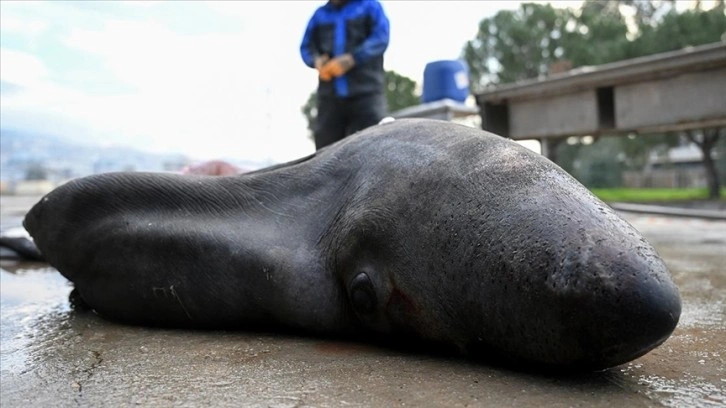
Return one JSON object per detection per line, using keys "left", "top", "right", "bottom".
{"left": 0, "top": 0, "right": 580, "bottom": 164}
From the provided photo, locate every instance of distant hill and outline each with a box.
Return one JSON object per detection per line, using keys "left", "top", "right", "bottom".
{"left": 0, "top": 128, "right": 191, "bottom": 184}
{"left": 0, "top": 129, "right": 277, "bottom": 187}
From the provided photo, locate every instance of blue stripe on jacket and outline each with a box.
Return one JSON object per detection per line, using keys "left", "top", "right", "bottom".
{"left": 300, "top": 0, "right": 390, "bottom": 98}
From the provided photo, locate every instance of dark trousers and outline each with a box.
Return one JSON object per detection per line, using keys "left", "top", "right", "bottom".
{"left": 314, "top": 92, "right": 387, "bottom": 150}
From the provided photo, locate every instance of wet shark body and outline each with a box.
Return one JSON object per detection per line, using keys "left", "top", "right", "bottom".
{"left": 23, "top": 119, "right": 681, "bottom": 370}
{"left": 0, "top": 227, "right": 44, "bottom": 261}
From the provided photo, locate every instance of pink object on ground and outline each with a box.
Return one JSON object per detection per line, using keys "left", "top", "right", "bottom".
{"left": 181, "top": 160, "right": 245, "bottom": 176}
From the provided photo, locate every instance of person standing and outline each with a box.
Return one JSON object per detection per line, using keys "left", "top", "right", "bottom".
{"left": 300, "top": 0, "right": 390, "bottom": 150}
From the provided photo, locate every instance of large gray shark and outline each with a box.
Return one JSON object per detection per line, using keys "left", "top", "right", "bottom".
{"left": 24, "top": 119, "right": 680, "bottom": 370}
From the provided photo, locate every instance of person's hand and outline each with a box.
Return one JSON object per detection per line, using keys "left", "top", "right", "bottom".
{"left": 314, "top": 55, "right": 332, "bottom": 81}
{"left": 322, "top": 54, "right": 355, "bottom": 78}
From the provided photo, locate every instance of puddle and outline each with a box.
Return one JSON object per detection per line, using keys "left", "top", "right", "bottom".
{"left": 679, "top": 299, "right": 725, "bottom": 329}
{"left": 634, "top": 372, "right": 725, "bottom": 407}
{"left": 0, "top": 266, "right": 73, "bottom": 375}
{"left": 1, "top": 210, "right": 725, "bottom": 407}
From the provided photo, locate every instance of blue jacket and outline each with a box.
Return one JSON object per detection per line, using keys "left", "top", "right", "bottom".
{"left": 300, "top": 0, "right": 390, "bottom": 98}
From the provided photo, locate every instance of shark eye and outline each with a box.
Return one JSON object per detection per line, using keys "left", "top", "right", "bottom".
{"left": 350, "top": 272, "right": 377, "bottom": 316}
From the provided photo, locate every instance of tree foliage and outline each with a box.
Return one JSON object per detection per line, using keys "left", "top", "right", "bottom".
{"left": 385, "top": 70, "right": 419, "bottom": 113}
{"left": 685, "top": 128, "right": 723, "bottom": 199}
{"left": 632, "top": 6, "right": 726, "bottom": 56}
{"left": 301, "top": 70, "right": 419, "bottom": 139}
{"left": 462, "top": 2, "right": 638, "bottom": 90}
{"left": 462, "top": 1, "right": 725, "bottom": 90}
{"left": 301, "top": 92, "right": 317, "bottom": 137}
{"left": 463, "top": 3, "right": 568, "bottom": 88}
{"left": 463, "top": 1, "right": 725, "bottom": 196}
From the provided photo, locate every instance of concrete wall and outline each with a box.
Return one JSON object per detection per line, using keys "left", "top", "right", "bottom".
{"left": 509, "top": 90, "right": 599, "bottom": 139}
{"left": 478, "top": 44, "right": 726, "bottom": 145}
{"left": 615, "top": 67, "right": 726, "bottom": 131}
{"left": 505, "top": 67, "right": 726, "bottom": 140}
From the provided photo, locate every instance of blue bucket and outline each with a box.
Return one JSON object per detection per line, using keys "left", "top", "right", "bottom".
{"left": 421, "top": 60, "right": 470, "bottom": 103}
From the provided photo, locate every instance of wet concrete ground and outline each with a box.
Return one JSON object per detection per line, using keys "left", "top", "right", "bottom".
{"left": 1, "top": 195, "right": 724, "bottom": 407}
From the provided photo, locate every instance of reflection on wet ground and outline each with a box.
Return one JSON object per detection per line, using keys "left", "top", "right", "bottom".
{"left": 1, "top": 208, "right": 725, "bottom": 407}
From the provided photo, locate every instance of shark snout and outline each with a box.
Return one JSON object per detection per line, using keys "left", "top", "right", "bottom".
{"left": 580, "top": 258, "right": 681, "bottom": 368}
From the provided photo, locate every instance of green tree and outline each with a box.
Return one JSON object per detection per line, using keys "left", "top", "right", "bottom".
{"left": 463, "top": 1, "right": 725, "bottom": 87}
{"left": 574, "top": 137, "right": 624, "bottom": 188}
{"left": 561, "top": 1, "right": 630, "bottom": 67}
{"left": 715, "top": 131, "right": 726, "bottom": 186}
{"left": 629, "top": 6, "right": 726, "bottom": 57}
{"left": 595, "top": 0, "right": 676, "bottom": 28}
{"left": 463, "top": 0, "right": 725, "bottom": 196}
{"left": 628, "top": 6, "right": 726, "bottom": 198}
{"left": 553, "top": 138, "right": 582, "bottom": 175}
{"left": 462, "top": 3, "right": 571, "bottom": 90}
{"left": 685, "top": 128, "right": 723, "bottom": 199}
{"left": 462, "top": 2, "right": 632, "bottom": 90}
{"left": 619, "top": 133, "right": 679, "bottom": 172}
{"left": 462, "top": 2, "right": 630, "bottom": 187}
{"left": 301, "top": 70, "right": 419, "bottom": 139}
{"left": 301, "top": 92, "right": 317, "bottom": 137}
{"left": 385, "top": 70, "right": 419, "bottom": 113}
